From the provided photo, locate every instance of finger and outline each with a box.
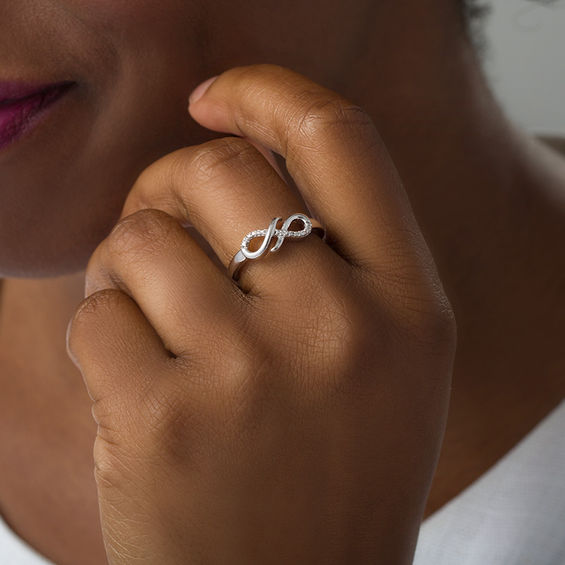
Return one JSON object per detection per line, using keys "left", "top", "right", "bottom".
{"left": 66, "top": 287, "right": 169, "bottom": 405}
{"left": 118, "top": 136, "right": 339, "bottom": 296}
{"left": 84, "top": 208, "right": 241, "bottom": 356}
{"left": 244, "top": 136, "right": 287, "bottom": 184}
{"left": 187, "top": 64, "right": 433, "bottom": 279}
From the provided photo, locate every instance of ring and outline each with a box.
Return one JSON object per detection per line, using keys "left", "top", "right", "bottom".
{"left": 227, "top": 213, "right": 326, "bottom": 282}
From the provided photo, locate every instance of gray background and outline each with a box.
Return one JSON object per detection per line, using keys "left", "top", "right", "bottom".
{"left": 482, "top": 0, "right": 565, "bottom": 136}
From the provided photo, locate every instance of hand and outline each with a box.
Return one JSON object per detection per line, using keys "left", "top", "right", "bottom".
{"left": 66, "top": 64, "right": 456, "bottom": 565}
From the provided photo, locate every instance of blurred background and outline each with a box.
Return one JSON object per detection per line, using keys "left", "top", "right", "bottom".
{"left": 482, "top": 0, "right": 565, "bottom": 137}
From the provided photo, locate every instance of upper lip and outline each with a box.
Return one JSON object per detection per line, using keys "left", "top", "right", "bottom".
{"left": 0, "top": 80, "right": 76, "bottom": 105}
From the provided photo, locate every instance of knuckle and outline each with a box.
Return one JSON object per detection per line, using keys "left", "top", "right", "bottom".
{"left": 106, "top": 208, "right": 179, "bottom": 259}
{"left": 132, "top": 159, "right": 162, "bottom": 193}
{"left": 181, "top": 318, "right": 263, "bottom": 394}
{"left": 293, "top": 96, "right": 376, "bottom": 145}
{"left": 412, "top": 295, "right": 457, "bottom": 352}
{"left": 71, "top": 287, "right": 126, "bottom": 323}
{"left": 388, "top": 283, "right": 458, "bottom": 357}
{"left": 283, "top": 290, "right": 383, "bottom": 404}
{"left": 217, "top": 328, "right": 267, "bottom": 392}
{"left": 299, "top": 281, "right": 381, "bottom": 379}
{"left": 188, "top": 136, "right": 262, "bottom": 182}
{"left": 92, "top": 433, "right": 131, "bottom": 492}
{"left": 126, "top": 154, "right": 185, "bottom": 215}
{"left": 91, "top": 390, "right": 139, "bottom": 428}
{"left": 67, "top": 288, "right": 126, "bottom": 366}
{"left": 319, "top": 291, "right": 375, "bottom": 362}
{"left": 91, "top": 396, "right": 117, "bottom": 428}
{"left": 356, "top": 252, "right": 457, "bottom": 357}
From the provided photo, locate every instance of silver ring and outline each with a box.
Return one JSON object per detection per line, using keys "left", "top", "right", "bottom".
{"left": 228, "top": 213, "right": 326, "bottom": 282}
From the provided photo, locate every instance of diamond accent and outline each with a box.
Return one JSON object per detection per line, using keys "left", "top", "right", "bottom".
{"left": 239, "top": 214, "right": 313, "bottom": 260}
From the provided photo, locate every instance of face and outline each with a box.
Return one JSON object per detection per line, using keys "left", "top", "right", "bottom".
{"left": 0, "top": 0, "right": 372, "bottom": 278}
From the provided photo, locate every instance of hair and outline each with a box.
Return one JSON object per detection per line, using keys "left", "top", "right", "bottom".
{"left": 461, "top": 0, "right": 560, "bottom": 25}
{"left": 460, "top": 0, "right": 490, "bottom": 26}
{"left": 458, "top": 1, "right": 491, "bottom": 53}
{"left": 459, "top": 0, "right": 559, "bottom": 53}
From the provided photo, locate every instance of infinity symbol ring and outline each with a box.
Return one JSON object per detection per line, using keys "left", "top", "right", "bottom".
{"left": 227, "top": 213, "right": 326, "bottom": 282}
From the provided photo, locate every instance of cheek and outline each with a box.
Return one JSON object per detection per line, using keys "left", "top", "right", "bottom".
{"left": 0, "top": 89, "right": 212, "bottom": 279}
{"left": 60, "top": 0, "right": 208, "bottom": 133}
{"left": 0, "top": 1, "right": 215, "bottom": 277}
{"left": 62, "top": 0, "right": 176, "bottom": 22}
{"left": 61, "top": 0, "right": 202, "bottom": 44}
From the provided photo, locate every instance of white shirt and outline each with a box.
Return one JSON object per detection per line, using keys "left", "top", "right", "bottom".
{"left": 2, "top": 400, "right": 564, "bottom": 564}
{"left": 414, "top": 400, "right": 565, "bottom": 564}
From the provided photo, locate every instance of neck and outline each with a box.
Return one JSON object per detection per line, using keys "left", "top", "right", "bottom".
{"left": 338, "top": 7, "right": 565, "bottom": 514}
{"left": 0, "top": 271, "right": 88, "bottom": 405}
{"left": 338, "top": 5, "right": 565, "bottom": 376}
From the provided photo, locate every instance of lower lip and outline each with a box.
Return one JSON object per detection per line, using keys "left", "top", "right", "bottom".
{"left": 0, "top": 82, "right": 76, "bottom": 152}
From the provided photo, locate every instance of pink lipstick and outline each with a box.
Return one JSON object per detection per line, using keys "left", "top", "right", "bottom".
{"left": 0, "top": 80, "right": 76, "bottom": 152}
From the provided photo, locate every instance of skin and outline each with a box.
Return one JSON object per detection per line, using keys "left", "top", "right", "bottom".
{"left": 0, "top": 1, "right": 564, "bottom": 564}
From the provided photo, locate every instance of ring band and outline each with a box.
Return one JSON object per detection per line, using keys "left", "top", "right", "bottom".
{"left": 227, "top": 213, "right": 326, "bottom": 282}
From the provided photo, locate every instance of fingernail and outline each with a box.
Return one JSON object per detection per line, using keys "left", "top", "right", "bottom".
{"left": 65, "top": 316, "right": 81, "bottom": 370}
{"left": 189, "top": 75, "right": 218, "bottom": 105}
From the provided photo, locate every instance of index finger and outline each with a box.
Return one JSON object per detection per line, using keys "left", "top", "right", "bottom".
{"left": 187, "top": 64, "right": 432, "bottom": 282}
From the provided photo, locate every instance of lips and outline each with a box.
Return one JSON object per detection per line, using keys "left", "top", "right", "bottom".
{"left": 0, "top": 81, "right": 76, "bottom": 151}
